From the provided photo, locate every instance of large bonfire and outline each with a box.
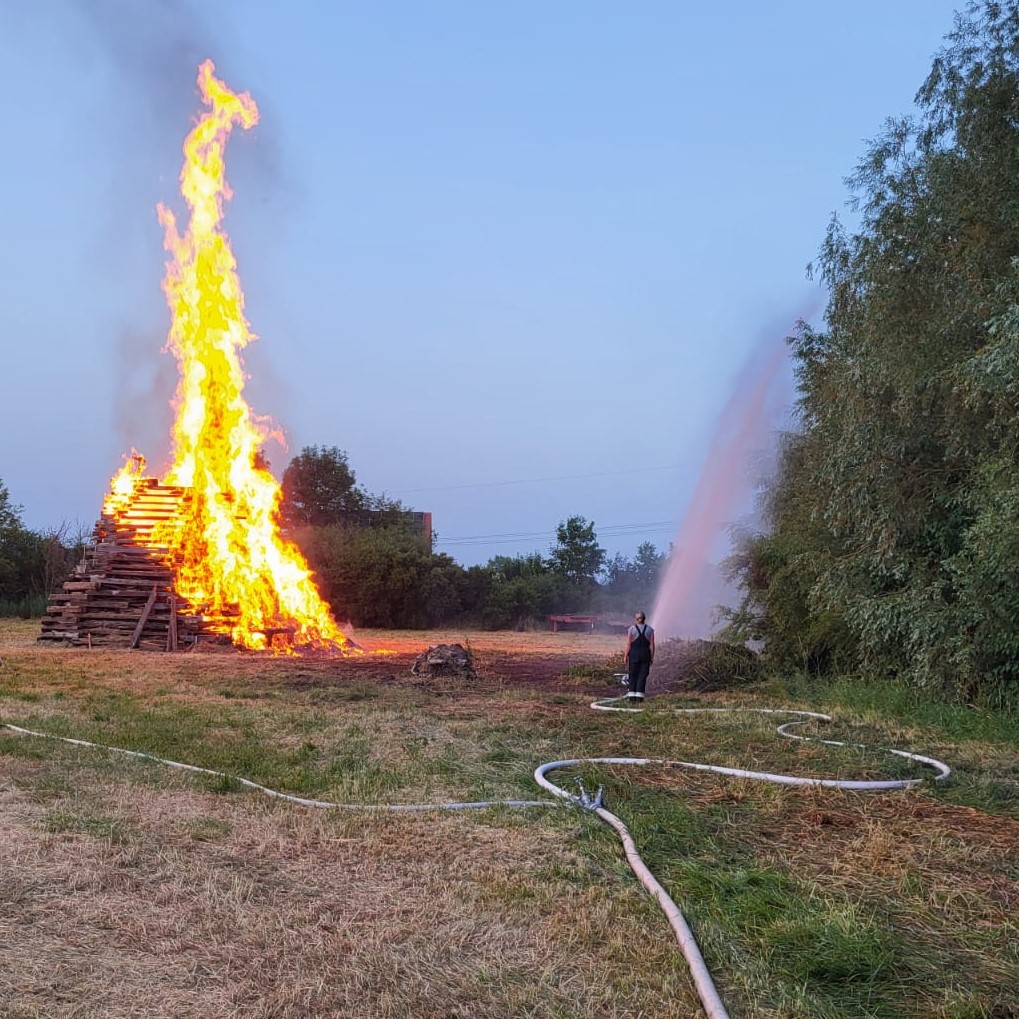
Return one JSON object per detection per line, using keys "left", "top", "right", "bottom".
{"left": 104, "top": 60, "right": 357, "bottom": 655}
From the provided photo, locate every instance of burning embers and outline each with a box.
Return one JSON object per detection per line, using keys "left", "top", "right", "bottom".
{"left": 94, "top": 62, "right": 356, "bottom": 654}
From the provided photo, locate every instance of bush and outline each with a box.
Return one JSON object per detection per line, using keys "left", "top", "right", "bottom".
{"left": 0, "top": 594, "right": 48, "bottom": 619}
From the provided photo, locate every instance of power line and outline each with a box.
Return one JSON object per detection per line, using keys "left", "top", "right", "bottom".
{"left": 390, "top": 463, "right": 684, "bottom": 495}
{"left": 435, "top": 520, "right": 676, "bottom": 548}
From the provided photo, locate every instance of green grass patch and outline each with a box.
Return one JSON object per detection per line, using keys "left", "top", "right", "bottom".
{"left": 769, "top": 673, "right": 1019, "bottom": 744}
{"left": 561, "top": 662, "right": 619, "bottom": 686}
{"left": 183, "top": 816, "right": 232, "bottom": 842}
{"left": 43, "top": 807, "right": 135, "bottom": 844}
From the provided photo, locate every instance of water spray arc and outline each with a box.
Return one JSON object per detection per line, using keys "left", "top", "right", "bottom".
{"left": 651, "top": 302, "right": 824, "bottom": 642}
{"left": 3, "top": 704, "right": 950, "bottom": 1019}
{"left": 652, "top": 340, "right": 789, "bottom": 640}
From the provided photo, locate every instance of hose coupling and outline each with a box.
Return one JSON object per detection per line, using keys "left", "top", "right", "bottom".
{"left": 574, "top": 777, "right": 605, "bottom": 810}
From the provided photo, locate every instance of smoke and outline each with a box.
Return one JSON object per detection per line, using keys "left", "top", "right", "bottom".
{"left": 61, "top": 1, "right": 224, "bottom": 462}
{"left": 111, "top": 325, "right": 178, "bottom": 476}
{"left": 62, "top": 0, "right": 287, "bottom": 195}
{"left": 5, "top": 0, "right": 294, "bottom": 470}
{"left": 650, "top": 304, "right": 817, "bottom": 640}
{"left": 71, "top": 0, "right": 217, "bottom": 120}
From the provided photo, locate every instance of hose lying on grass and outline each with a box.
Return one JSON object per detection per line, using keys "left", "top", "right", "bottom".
{"left": 2, "top": 701, "right": 951, "bottom": 1019}
{"left": 535, "top": 696, "right": 952, "bottom": 1019}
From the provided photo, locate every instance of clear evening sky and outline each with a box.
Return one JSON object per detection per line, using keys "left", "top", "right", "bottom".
{"left": 0, "top": 1, "right": 964, "bottom": 566}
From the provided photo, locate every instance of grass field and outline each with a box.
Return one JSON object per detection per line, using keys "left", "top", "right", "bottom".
{"left": 1, "top": 618, "right": 1017, "bottom": 1018}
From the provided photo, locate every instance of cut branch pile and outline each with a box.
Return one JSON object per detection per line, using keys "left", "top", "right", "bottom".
{"left": 410, "top": 643, "right": 476, "bottom": 680}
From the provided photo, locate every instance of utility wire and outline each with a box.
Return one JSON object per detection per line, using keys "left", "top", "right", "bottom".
{"left": 389, "top": 463, "right": 684, "bottom": 495}
{"left": 435, "top": 520, "right": 676, "bottom": 547}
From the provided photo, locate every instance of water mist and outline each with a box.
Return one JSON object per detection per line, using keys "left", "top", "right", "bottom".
{"left": 650, "top": 327, "right": 798, "bottom": 640}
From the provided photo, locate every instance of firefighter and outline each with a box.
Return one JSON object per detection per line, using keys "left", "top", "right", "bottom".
{"left": 623, "top": 611, "right": 655, "bottom": 705}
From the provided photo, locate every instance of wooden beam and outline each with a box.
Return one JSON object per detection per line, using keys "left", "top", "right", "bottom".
{"left": 130, "top": 584, "right": 159, "bottom": 649}
{"left": 166, "top": 593, "right": 178, "bottom": 652}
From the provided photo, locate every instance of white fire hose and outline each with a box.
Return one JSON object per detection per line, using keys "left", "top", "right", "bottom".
{"left": 535, "top": 696, "right": 951, "bottom": 1019}
{"left": 2, "top": 697, "right": 951, "bottom": 1019}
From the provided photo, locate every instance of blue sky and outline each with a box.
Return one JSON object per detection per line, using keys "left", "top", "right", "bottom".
{"left": 0, "top": 1, "right": 965, "bottom": 567}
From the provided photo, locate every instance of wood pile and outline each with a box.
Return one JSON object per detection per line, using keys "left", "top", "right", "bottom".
{"left": 38, "top": 480, "right": 230, "bottom": 651}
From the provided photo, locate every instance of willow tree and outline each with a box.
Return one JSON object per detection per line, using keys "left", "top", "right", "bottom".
{"left": 734, "top": 1, "right": 1019, "bottom": 699}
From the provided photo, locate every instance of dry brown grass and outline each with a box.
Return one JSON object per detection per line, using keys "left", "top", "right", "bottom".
{"left": 0, "top": 617, "right": 38, "bottom": 650}
{"left": 2, "top": 618, "right": 1018, "bottom": 1018}
{"left": 0, "top": 755, "right": 699, "bottom": 1018}
{"left": 0, "top": 621, "right": 697, "bottom": 1018}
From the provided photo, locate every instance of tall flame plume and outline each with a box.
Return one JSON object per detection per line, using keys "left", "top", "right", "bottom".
{"left": 108, "top": 60, "right": 357, "bottom": 654}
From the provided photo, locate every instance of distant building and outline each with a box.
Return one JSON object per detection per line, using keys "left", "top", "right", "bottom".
{"left": 331, "top": 509, "right": 432, "bottom": 546}
{"left": 405, "top": 511, "right": 432, "bottom": 545}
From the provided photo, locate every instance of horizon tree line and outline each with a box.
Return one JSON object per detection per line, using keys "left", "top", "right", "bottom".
{"left": 0, "top": 449, "right": 667, "bottom": 629}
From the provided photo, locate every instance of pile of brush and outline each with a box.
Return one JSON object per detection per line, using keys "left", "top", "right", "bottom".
{"left": 649, "top": 638, "right": 762, "bottom": 693}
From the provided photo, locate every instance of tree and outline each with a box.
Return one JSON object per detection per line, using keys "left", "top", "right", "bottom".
{"left": 481, "top": 553, "right": 562, "bottom": 629}
{"left": 280, "top": 446, "right": 366, "bottom": 528}
{"left": 728, "top": 1, "right": 1019, "bottom": 699}
{"left": 0, "top": 479, "right": 79, "bottom": 614}
{"left": 546, "top": 516, "right": 606, "bottom": 611}
{"left": 294, "top": 522, "right": 467, "bottom": 629}
{"left": 547, "top": 516, "right": 606, "bottom": 583}
{"left": 0, "top": 479, "right": 20, "bottom": 534}
{"left": 0, "top": 480, "right": 33, "bottom": 603}
{"left": 600, "top": 541, "right": 665, "bottom": 614}
{"left": 720, "top": 433, "right": 855, "bottom": 673}
{"left": 633, "top": 541, "right": 665, "bottom": 592}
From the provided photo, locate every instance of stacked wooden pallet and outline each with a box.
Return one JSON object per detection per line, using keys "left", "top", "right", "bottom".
{"left": 38, "top": 480, "right": 230, "bottom": 650}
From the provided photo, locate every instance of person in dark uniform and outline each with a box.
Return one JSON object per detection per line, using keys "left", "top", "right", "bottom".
{"left": 623, "top": 611, "right": 655, "bottom": 705}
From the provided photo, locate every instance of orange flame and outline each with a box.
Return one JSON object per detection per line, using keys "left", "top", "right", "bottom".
{"left": 103, "top": 450, "right": 148, "bottom": 518}
{"left": 128, "top": 59, "right": 357, "bottom": 654}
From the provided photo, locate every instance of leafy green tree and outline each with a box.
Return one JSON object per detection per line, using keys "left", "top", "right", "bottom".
{"left": 481, "top": 553, "right": 562, "bottom": 629}
{"left": 721, "top": 433, "right": 855, "bottom": 673}
{"left": 0, "top": 480, "right": 32, "bottom": 603}
{"left": 633, "top": 541, "right": 665, "bottom": 592}
{"left": 280, "top": 446, "right": 366, "bottom": 527}
{"left": 547, "top": 516, "right": 606, "bottom": 612}
{"left": 547, "top": 516, "right": 605, "bottom": 583}
{"left": 602, "top": 553, "right": 635, "bottom": 599}
{"left": 730, "top": 1, "right": 1019, "bottom": 699}
{"left": 0, "top": 479, "right": 20, "bottom": 533}
{"left": 600, "top": 541, "right": 665, "bottom": 614}
{"left": 296, "top": 523, "right": 466, "bottom": 628}
{"left": 0, "top": 479, "right": 79, "bottom": 615}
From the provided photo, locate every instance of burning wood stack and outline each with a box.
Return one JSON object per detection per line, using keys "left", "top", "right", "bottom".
{"left": 38, "top": 480, "right": 228, "bottom": 650}
{"left": 38, "top": 64, "right": 360, "bottom": 658}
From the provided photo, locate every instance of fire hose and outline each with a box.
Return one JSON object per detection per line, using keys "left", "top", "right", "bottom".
{"left": 2, "top": 701, "right": 951, "bottom": 1019}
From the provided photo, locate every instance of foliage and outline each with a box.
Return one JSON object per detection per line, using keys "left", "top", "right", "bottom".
{"left": 0, "top": 479, "right": 82, "bottom": 617}
{"left": 720, "top": 435, "right": 856, "bottom": 674}
{"left": 546, "top": 515, "right": 606, "bottom": 610}
{"left": 480, "top": 554, "right": 563, "bottom": 630}
{"left": 4, "top": 454, "right": 666, "bottom": 629}
{"left": 293, "top": 499, "right": 663, "bottom": 630}
{"left": 728, "top": 0, "right": 1019, "bottom": 700}
{"left": 547, "top": 515, "right": 606, "bottom": 582}
{"left": 600, "top": 541, "right": 666, "bottom": 614}
{"left": 686, "top": 640, "right": 763, "bottom": 691}
{"left": 0, "top": 594, "right": 48, "bottom": 619}
{"left": 0, "top": 478, "right": 20, "bottom": 532}
{"left": 295, "top": 522, "right": 463, "bottom": 629}
{"left": 280, "top": 445, "right": 367, "bottom": 527}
